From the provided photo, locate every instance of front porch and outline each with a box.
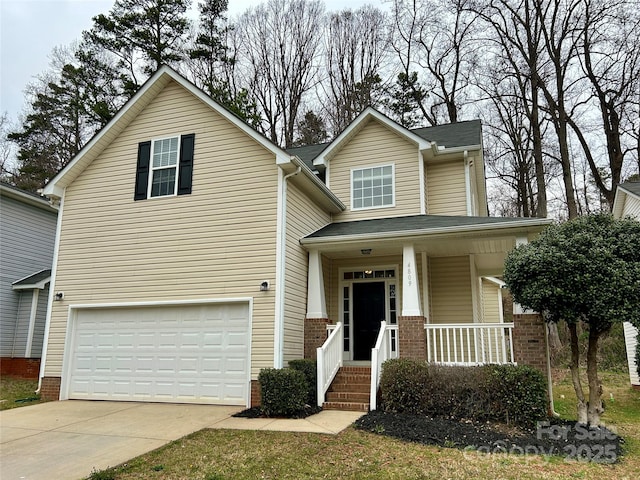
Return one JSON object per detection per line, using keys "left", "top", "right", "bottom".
{"left": 301, "top": 216, "right": 550, "bottom": 411}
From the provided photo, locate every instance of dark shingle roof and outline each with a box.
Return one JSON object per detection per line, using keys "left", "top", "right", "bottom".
{"left": 305, "top": 214, "right": 546, "bottom": 239}
{"left": 12, "top": 269, "right": 52, "bottom": 288}
{"left": 286, "top": 142, "right": 331, "bottom": 170}
{"left": 412, "top": 120, "right": 482, "bottom": 148}
{"left": 620, "top": 181, "right": 640, "bottom": 197}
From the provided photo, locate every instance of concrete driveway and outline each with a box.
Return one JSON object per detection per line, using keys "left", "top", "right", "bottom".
{"left": 0, "top": 400, "right": 240, "bottom": 480}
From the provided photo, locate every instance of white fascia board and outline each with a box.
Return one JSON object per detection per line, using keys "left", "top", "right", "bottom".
{"left": 314, "top": 107, "right": 430, "bottom": 168}
{"left": 423, "top": 144, "right": 483, "bottom": 158}
{"left": 482, "top": 276, "right": 506, "bottom": 287}
{"left": 612, "top": 188, "right": 626, "bottom": 218}
{"left": 12, "top": 278, "right": 51, "bottom": 290}
{"left": 300, "top": 218, "right": 553, "bottom": 247}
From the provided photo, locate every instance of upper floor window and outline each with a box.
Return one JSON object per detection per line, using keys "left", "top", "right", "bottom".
{"left": 134, "top": 133, "right": 195, "bottom": 201}
{"left": 351, "top": 164, "right": 394, "bottom": 210}
{"left": 150, "top": 137, "right": 179, "bottom": 197}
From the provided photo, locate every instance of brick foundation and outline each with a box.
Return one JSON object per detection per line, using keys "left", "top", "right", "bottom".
{"left": 304, "top": 318, "right": 332, "bottom": 359}
{"left": 513, "top": 313, "right": 549, "bottom": 374}
{"left": 250, "top": 380, "right": 261, "bottom": 407}
{"left": 398, "top": 316, "right": 427, "bottom": 360}
{"left": 40, "top": 376, "right": 61, "bottom": 400}
{"left": 0, "top": 357, "right": 41, "bottom": 379}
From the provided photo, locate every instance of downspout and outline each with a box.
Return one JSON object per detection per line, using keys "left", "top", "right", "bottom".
{"left": 274, "top": 166, "right": 301, "bottom": 369}
{"left": 464, "top": 150, "right": 472, "bottom": 216}
{"left": 37, "top": 193, "right": 64, "bottom": 394}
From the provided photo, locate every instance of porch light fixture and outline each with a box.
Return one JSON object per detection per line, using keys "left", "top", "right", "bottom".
{"left": 361, "top": 249, "right": 372, "bottom": 255}
{"left": 260, "top": 281, "right": 270, "bottom": 291}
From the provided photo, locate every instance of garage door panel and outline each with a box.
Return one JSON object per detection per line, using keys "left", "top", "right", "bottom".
{"left": 68, "top": 303, "right": 250, "bottom": 405}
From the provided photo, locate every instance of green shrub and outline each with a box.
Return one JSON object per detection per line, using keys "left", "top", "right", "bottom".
{"left": 379, "top": 358, "right": 430, "bottom": 414}
{"left": 423, "top": 365, "right": 493, "bottom": 420}
{"left": 379, "top": 359, "right": 548, "bottom": 429}
{"left": 258, "top": 368, "right": 308, "bottom": 417}
{"left": 487, "top": 364, "right": 548, "bottom": 428}
{"left": 288, "top": 359, "right": 317, "bottom": 406}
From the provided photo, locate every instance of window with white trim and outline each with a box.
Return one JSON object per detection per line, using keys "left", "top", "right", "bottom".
{"left": 133, "top": 133, "right": 195, "bottom": 201}
{"left": 150, "top": 136, "right": 179, "bottom": 197}
{"left": 351, "top": 164, "right": 394, "bottom": 210}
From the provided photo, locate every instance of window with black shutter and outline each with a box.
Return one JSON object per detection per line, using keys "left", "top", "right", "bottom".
{"left": 134, "top": 134, "right": 195, "bottom": 200}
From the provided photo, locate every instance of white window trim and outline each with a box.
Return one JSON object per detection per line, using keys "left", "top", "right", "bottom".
{"left": 350, "top": 163, "right": 396, "bottom": 211}
{"left": 147, "top": 135, "right": 181, "bottom": 199}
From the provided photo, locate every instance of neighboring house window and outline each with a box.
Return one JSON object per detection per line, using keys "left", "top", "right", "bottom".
{"left": 351, "top": 165, "right": 394, "bottom": 210}
{"left": 134, "top": 133, "right": 195, "bottom": 200}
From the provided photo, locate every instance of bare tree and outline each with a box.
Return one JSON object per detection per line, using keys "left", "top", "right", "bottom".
{"left": 567, "top": 0, "right": 640, "bottom": 208}
{"left": 236, "top": 0, "right": 324, "bottom": 147}
{"left": 323, "top": 6, "right": 390, "bottom": 135}
{"left": 391, "top": 0, "right": 479, "bottom": 125}
{"left": 472, "top": 0, "right": 548, "bottom": 217}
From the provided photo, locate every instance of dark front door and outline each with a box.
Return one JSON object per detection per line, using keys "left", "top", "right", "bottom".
{"left": 353, "top": 282, "right": 386, "bottom": 360}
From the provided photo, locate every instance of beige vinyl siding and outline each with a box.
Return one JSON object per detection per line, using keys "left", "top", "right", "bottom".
{"left": 284, "top": 183, "right": 331, "bottom": 362}
{"left": 426, "top": 160, "right": 467, "bottom": 215}
{"left": 330, "top": 120, "right": 422, "bottom": 222}
{"left": 482, "top": 280, "right": 501, "bottom": 323}
{"left": 622, "top": 195, "right": 640, "bottom": 218}
{"left": 429, "top": 256, "right": 473, "bottom": 324}
{"left": 46, "top": 79, "right": 279, "bottom": 379}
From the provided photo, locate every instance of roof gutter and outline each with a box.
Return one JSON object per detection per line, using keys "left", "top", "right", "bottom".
{"left": 300, "top": 218, "right": 553, "bottom": 246}
{"left": 289, "top": 155, "right": 345, "bottom": 211}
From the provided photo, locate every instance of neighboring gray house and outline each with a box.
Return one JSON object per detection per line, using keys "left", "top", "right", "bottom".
{"left": 0, "top": 182, "right": 58, "bottom": 378}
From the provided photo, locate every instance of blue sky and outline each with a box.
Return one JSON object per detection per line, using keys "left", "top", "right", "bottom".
{"left": 0, "top": 0, "right": 378, "bottom": 129}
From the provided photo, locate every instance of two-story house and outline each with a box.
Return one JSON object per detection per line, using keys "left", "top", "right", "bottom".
{"left": 40, "top": 66, "right": 551, "bottom": 409}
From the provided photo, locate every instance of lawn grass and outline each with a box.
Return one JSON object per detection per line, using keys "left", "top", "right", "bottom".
{"left": 0, "top": 376, "right": 46, "bottom": 410}
{"left": 87, "top": 370, "right": 640, "bottom": 480}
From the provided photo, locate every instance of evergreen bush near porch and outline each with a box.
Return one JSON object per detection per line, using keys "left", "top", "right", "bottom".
{"left": 379, "top": 359, "right": 547, "bottom": 428}
{"left": 258, "top": 368, "right": 307, "bottom": 417}
{"left": 288, "top": 359, "right": 317, "bottom": 406}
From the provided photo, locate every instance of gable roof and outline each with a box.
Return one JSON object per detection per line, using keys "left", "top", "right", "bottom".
{"left": 42, "top": 66, "right": 342, "bottom": 214}
{"left": 312, "top": 108, "right": 431, "bottom": 169}
{"left": 285, "top": 112, "right": 483, "bottom": 172}
{"left": 12, "top": 268, "right": 52, "bottom": 290}
{"left": 613, "top": 181, "right": 640, "bottom": 218}
{"left": 302, "top": 214, "right": 551, "bottom": 244}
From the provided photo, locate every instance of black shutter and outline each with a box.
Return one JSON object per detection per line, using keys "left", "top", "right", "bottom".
{"left": 177, "top": 133, "right": 195, "bottom": 195}
{"left": 134, "top": 141, "right": 151, "bottom": 201}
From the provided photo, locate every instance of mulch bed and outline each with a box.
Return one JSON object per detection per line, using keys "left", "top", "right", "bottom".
{"left": 233, "top": 405, "right": 322, "bottom": 419}
{"left": 355, "top": 411, "right": 624, "bottom": 463}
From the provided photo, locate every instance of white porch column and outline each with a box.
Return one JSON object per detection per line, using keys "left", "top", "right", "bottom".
{"left": 306, "top": 249, "right": 327, "bottom": 318}
{"left": 402, "top": 244, "right": 422, "bottom": 316}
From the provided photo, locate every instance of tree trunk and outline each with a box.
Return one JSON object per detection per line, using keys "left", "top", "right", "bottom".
{"left": 568, "top": 322, "right": 587, "bottom": 424}
{"left": 586, "top": 329, "right": 604, "bottom": 426}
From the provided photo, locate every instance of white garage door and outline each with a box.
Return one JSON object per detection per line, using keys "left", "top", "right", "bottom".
{"left": 67, "top": 303, "right": 250, "bottom": 405}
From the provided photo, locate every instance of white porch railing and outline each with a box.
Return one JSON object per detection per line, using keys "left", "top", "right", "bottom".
{"left": 370, "top": 322, "right": 398, "bottom": 410}
{"left": 424, "top": 323, "right": 515, "bottom": 365}
{"left": 316, "top": 322, "right": 343, "bottom": 407}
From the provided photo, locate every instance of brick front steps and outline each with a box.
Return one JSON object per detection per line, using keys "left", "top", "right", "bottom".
{"left": 323, "top": 366, "right": 371, "bottom": 412}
